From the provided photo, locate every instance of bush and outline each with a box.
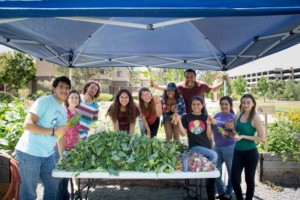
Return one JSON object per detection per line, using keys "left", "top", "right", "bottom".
{"left": 96, "top": 93, "right": 113, "bottom": 101}
{"left": 0, "top": 99, "right": 27, "bottom": 152}
{"left": 0, "top": 92, "right": 16, "bottom": 102}
{"left": 258, "top": 111, "right": 300, "bottom": 161}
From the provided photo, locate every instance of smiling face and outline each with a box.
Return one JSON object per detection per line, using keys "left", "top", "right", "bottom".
{"left": 191, "top": 99, "right": 204, "bottom": 114}
{"left": 119, "top": 92, "right": 130, "bottom": 107}
{"left": 220, "top": 99, "right": 231, "bottom": 114}
{"left": 53, "top": 82, "right": 70, "bottom": 103}
{"left": 166, "top": 90, "right": 175, "bottom": 99}
{"left": 141, "top": 91, "right": 152, "bottom": 104}
{"left": 184, "top": 71, "right": 196, "bottom": 88}
{"left": 67, "top": 92, "right": 80, "bottom": 108}
{"left": 86, "top": 83, "right": 99, "bottom": 98}
{"left": 241, "top": 97, "right": 255, "bottom": 113}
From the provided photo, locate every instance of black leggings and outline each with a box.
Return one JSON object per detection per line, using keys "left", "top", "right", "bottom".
{"left": 149, "top": 117, "right": 160, "bottom": 138}
{"left": 231, "top": 148, "right": 259, "bottom": 200}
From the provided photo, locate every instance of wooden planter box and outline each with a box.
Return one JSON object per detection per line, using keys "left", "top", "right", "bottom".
{"left": 258, "top": 152, "right": 300, "bottom": 186}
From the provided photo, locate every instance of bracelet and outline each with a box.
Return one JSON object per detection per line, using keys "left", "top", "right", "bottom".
{"left": 51, "top": 128, "right": 55, "bottom": 136}
{"left": 207, "top": 123, "right": 211, "bottom": 125}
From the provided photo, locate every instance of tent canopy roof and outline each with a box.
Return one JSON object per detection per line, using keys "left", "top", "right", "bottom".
{"left": 1, "top": 1, "right": 300, "bottom": 71}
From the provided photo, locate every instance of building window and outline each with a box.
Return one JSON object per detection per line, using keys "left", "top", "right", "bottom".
{"left": 117, "top": 71, "right": 124, "bottom": 77}
{"left": 100, "top": 70, "right": 105, "bottom": 75}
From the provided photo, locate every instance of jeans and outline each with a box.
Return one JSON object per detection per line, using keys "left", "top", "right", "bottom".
{"left": 214, "top": 144, "right": 235, "bottom": 196}
{"left": 188, "top": 146, "right": 218, "bottom": 198}
{"left": 138, "top": 116, "right": 146, "bottom": 136}
{"left": 189, "top": 146, "right": 218, "bottom": 164}
{"left": 16, "top": 150, "right": 59, "bottom": 200}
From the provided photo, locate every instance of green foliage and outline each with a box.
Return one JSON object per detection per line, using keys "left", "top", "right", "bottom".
{"left": 258, "top": 111, "right": 300, "bottom": 161}
{"left": 57, "top": 131, "right": 187, "bottom": 175}
{"left": 0, "top": 51, "right": 36, "bottom": 93}
{"left": 257, "top": 77, "right": 269, "bottom": 102}
{"left": 232, "top": 76, "right": 247, "bottom": 95}
{"left": 95, "top": 93, "right": 113, "bottom": 102}
{"left": 0, "top": 92, "right": 16, "bottom": 102}
{"left": 0, "top": 99, "right": 27, "bottom": 152}
{"left": 266, "top": 78, "right": 285, "bottom": 100}
{"left": 218, "top": 82, "right": 233, "bottom": 97}
{"left": 151, "top": 68, "right": 185, "bottom": 85}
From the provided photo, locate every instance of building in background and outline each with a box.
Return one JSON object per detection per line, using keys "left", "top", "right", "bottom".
{"left": 35, "top": 60, "right": 149, "bottom": 95}
{"left": 231, "top": 67, "right": 300, "bottom": 86}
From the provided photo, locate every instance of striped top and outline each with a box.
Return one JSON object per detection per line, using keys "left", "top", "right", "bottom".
{"left": 77, "top": 101, "right": 99, "bottom": 138}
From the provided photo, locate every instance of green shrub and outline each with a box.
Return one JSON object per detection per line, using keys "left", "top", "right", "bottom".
{"left": 0, "top": 92, "right": 16, "bottom": 102}
{"left": 0, "top": 99, "right": 27, "bottom": 152}
{"left": 258, "top": 111, "right": 300, "bottom": 161}
{"left": 96, "top": 93, "right": 113, "bottom": 101}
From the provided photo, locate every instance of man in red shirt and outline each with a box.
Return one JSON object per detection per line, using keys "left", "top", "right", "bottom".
{"left": 151, "top": 69, "right": 230, "bottom": 114}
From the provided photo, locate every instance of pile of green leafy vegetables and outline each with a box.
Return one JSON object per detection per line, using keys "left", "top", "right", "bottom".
{"left": 56, "top": 131, "right": 187, "bottom": 175}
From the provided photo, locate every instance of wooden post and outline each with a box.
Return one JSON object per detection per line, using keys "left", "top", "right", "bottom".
{"left": 256, "top": 106, "right": 275, "bottom": 152}
{"left": 264, "top": 114, "right": 268, "bottom": 152}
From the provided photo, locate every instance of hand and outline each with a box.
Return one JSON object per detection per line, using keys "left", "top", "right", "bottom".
{"left": 233, "top": 134, "right": 242, "bottom": 141}
{"left": 206, "top": 115, "right": 216, "bottom": 125}
{"left": 55, "top": 125, "right": 68, "bottom": 135}
{"left": 150, "top": 80, "right": 156, "bottom": 87}
{"left": 146, "top": 130, "right": 151, "bottom": 138}
{"left": 171, "top": 105, "right": 177, "bottom": 113}
{"left": 162, "top": 104, "right": 170, "bottom": 113}
{"left": 223, "top": 74, "right": 231, "bottom": 82}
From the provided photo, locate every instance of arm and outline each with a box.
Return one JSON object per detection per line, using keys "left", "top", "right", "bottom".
{"left": 141, "top": 115, "right": 151, "bottom": 138}
{"left": 153, "top": 95, "right": 162, "bottom": 117}
{"left": 240, "top": 114, "right": 264, "bottom": 142}
{"left": 210, "top": 74, "right": 231, "bottom": 93}
{"left": 178, "top": 114, "right": 187, "bottom": 136}
{"left": 23, "top": 112, "right": 67, "bottom": 135}
{"left": 112, "top": 121, "right": 119, "bottom": 131}
{"left": 206, "top": 115, "right": 214, "bottom": 139}
{"left": 129, "top": 122, "right": 136, "bottom": 135}
{"left": 150, "top": 80, "right": 165, "bottom": 91}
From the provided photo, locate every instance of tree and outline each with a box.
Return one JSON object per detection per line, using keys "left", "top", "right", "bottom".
{"left": 53, "top": 65, "right": 111, "bottom": 92}
{"left": 284, "top": 79, "right": 295, "bottom": 100}
{"left": 0, "top": 51, "right": 36, "bottom": 94}
{"left": 257, "top": 77, "right": 269, "bottom": 102}
{"left": 232, "top": 76, "right": 247, "bottom": 96}
{"left": 267, "top": 78, "right": 285, "bottom": 100}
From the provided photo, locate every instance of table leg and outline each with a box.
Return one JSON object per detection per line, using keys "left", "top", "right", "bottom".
{"left": 196, "top": 179, "right": 203, "bottom": 200}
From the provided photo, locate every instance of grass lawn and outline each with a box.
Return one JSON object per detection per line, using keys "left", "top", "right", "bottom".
{"left": 231, "top": 99, "right": 300, "bottom": 112}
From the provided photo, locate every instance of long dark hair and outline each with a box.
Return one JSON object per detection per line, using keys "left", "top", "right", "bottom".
{"left": 239, "top": 93, "right": 256, "bottom": 122}
{"left": 106, "top": 88, "right": 137, "bottom": 123}
{"left": 138, "top": 87, "right": 156, "bottom": 114}
{"left": 220, "top": 96, "right": 234, "bottom": 114}
{"left": 64, "top": 90, "right": 81, "bottom": 108}
{"left": 191, "top": 96, "right": 206, "bottom": 115}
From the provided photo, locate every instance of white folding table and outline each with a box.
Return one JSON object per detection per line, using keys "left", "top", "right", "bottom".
{"left": 52, "top": 169, "right": 220, "bottom": 200}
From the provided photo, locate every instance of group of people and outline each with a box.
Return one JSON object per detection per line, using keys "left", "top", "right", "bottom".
{"left": 15, "top": 68, "right": 264, "bottom": 200}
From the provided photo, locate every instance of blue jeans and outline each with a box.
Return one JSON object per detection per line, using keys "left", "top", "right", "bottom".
{"left": 16, "top": 150, "right": 59, "bottom": 200}
{"left": 188, "top": 146, "right": 218, "bottom": 164}
{"left": 138, "top": 116, "right": 146, "bottom": 136}
{"left": 214, "top": 144, "right": 235, "bottom": 196}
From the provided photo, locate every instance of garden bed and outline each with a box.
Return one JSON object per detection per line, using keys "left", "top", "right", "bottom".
{"left": 258, "top": 152, "right": 300, "bottom": 186}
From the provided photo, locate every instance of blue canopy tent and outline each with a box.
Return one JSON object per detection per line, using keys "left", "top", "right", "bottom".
{"left": 0, "top": 0, "right": 300, "bottom": 71}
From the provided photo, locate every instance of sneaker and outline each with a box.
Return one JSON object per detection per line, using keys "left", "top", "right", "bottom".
{"left": 221, "top": 194, "right": 232, "bottom": 200}
{"left": 215, "top": 193, "right": 225, "bottom": 199}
